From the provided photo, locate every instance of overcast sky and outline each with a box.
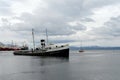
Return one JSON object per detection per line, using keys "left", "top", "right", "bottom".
{"left": 0, "top": 0, "right": 120, "bottom": 47}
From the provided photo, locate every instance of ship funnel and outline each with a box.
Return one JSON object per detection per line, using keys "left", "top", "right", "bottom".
{"left": 41, "top": 39, "right": 45, "bottom": 49}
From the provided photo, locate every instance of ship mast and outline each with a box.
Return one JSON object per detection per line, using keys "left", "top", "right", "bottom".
{"left": 46, "top": 29, "right": 48, "bottom": 45}
{"left": 80, "top": 40, "right": 83, "bottom": 50}
{"left": 32, "top": 29, "right": 35, "bottom": 50}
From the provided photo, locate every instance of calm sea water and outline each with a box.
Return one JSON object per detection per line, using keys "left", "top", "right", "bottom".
{"left": 0, "top": 50, "right": 120, "bottom": 80}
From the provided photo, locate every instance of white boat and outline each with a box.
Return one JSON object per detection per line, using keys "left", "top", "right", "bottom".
{"left": 14, "top": 40, "right": 69, "bottom": 57}
{"left": 13, "top": 29, "right": 69, "bottom": 57}
{"left": 79, "top": 40, "right": 84, "bottom": 53}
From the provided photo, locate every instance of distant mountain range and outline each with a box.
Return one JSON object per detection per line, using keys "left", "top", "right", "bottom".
{"left": 70, "top": 46, "right": 120, "bottom": 50}
{"left": 0, "top": 42, "right": 5, "bottom": 46}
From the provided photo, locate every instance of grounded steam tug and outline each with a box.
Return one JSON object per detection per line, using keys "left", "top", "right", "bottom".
{"left": 13, "top": 29, "right": 69, "bottom": 57}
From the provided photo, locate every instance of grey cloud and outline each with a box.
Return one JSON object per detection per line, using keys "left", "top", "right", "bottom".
{"left": 1, "top": 0, "right": 120, "bottom": 44}
{"left": 0, "top": 0, "right": 10, "bottom": 7}
{"left": 92, "top": 16, "right": 120, "bottom": 37}
{"left": 0, "top": 0, "right": 13, "bottom": 16}
{"left": 69, "top": 23, "right": 87, "bottom": 31}
{"left": 52, "top": 40, "right": 74, "bottom": 44}
{"left": 80, "top": 18, "right": 95, "bottom": 22}
{"left": 82, "top": 0, "right": 120, "bottom": 9}
{"left": 9, "top": 9, "right": 87, "bottom": 36}
{"left": 8, "top": 0, "right": 93, "bottom": 36}
{"left": 1, "top": 18, "right": 9, "bottom": 23}
{"left": 43, "top": 0, "right": 92, "bottom": 18}
{"left": 2, "top": 0, "right": 120, "bottom": 33}
{"left": 43, "top": 0, "right": 120, "bottom": 17}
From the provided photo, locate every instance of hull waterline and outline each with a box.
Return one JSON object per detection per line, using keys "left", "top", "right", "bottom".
{"left": 14, "top": 48, "right": 69, "bottom": 57}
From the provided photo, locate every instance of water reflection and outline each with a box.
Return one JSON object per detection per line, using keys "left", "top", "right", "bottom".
{"left": 30, "top": 56, "right": 69, "bottom": 66}
{"left": 0, "top": 51, "right": 69, "bottom": 80}
{"left": 1, "top": 50, "right": 120, "bottom": 80}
